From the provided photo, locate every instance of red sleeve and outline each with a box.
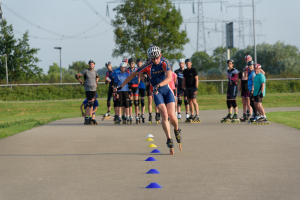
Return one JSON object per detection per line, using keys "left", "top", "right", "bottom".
{"left": 231, "top": 74, "right": 238, "bottom": 82}
{"left": 105, "top": 71, "right": 109, "bottom": 79}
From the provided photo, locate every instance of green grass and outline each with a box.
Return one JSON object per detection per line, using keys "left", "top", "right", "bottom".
{"left": 268, "top": 111, "right": 300, "bottom": 130}
{"left": 0, "top": 93, "right": 299, "bottom": 139}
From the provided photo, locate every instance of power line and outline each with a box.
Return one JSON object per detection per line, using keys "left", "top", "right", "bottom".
{"left": 83, "top": 0, "right": 111, "bottom": 25}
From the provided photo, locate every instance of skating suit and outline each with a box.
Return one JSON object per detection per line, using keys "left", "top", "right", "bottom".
{"left": 227, "top": 68, "right": 239, "bottom": 99}
{"left": 106, "top": 70, "right": 115, "bottom": 102}
{"left": 137, "top": 57, "right": 175, "bottom": 106}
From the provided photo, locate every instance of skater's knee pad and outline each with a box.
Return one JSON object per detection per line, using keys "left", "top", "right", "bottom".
{"left": 141, "top": 99, "right": 145, "bottom": 107}
{"left": 227, "top": 100, "right": 232, "bottom": 109}
{"left": 231, "top": 100, "right": 237, "bottom": 108}
{"left": 107, "top": 101, "right": 111, "bottom": 108}
{"left": 88, "top": 102, "right": 93, "bottom": 108}
{"left": 184, "top": 99, "right": 188, "bottom": 106}
{"left": 178, "top": 99, "right": 182, "bottom": 106}
{"left": 129, "top": 100, "right": 133, "bottom": 107}
{"left": 134, "top": 100, "right": 139, "bottom": 107}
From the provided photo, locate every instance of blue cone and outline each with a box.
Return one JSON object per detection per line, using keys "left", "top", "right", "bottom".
{"left": 151, "top": 149, "right": 161, "bottom": 153}
{"left": 145, "top": 157, "right": 157, "bottom": 161}
{"left": 146, "top": 169, "right": 160, "bottom": 174}
{"left": 146, "top": 182, "right": 162, "bottom": 189}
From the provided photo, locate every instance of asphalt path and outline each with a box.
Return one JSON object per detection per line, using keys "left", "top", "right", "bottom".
{"left": 0, "top": 107, "right": 300, "bottom": 200}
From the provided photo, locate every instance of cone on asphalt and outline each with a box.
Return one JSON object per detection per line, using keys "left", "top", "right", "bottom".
{"left": 151, "top": 149, "right": 161, "bottom": 153}
{"left": 146, "top": 134, "right": 154, "bottom": 138}
{"left": 148, "top": 144, "right": 157, "bottom": 148}
{"left": 146, "top": 169, "right": 160, "bottom": 174}
{"left": 146, "top": 138, "right": 154, "bottom": 141}
{"left": 145, "top": 182, "right": 162, "bottom": 188}
{"left": 145, "top": 157, "right": 157, "bottom": 161}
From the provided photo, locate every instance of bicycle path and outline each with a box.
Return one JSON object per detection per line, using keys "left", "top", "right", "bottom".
{"left": 0, "top": 107, "right": 300, "bottom": 200}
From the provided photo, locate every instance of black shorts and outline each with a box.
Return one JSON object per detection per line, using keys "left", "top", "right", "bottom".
{"left": 85, "top": 91, "right": 96, "bottom": 101}
{"left": 254, "top": 95, "right": 263, "bottom": 103}
{"left": 118, "top": 91, "right": 130, "bottom": 108}
{"left": 227, "top": 84, "right": 237, "bottom": 99}
{"left": 107, "top": 87, "right": 113, "bottom": 102}
{"left": 146, "top": 85, "right": 152, "bottom": 96}
{"left": 186, "top": 87, "right": 197, "bottom": 99}
{"left": 139, "top": 88, "right": 145, "bottom": 98}
{"left": 177, "top": 87, "right": 186, "bottom": 97}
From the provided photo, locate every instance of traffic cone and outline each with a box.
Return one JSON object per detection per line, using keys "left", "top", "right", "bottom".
{"left": 146, "top": 169, "right": 160, "bottom": 174}
{"left": 145, "top": 183, "right": 162, "bottom": 188}
{"left": 151, "top": 149, "right": 161, "bottom": 153}
{"left": 146, "top": 134, "right": 154, "bottom": 138}
{"left": 146, "top": 138, "right": 154, "bottom": 141}
{"left": 148, "top": 144, "right": 157, "bottom": 148}
{"left": 145, "top": 157, "right": 157, "bottom": 161}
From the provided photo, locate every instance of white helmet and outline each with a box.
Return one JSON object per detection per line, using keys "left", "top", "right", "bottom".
{"left": 119, "top": 62, "right": 127, "bottom": 68}
{"left": 178, "top": 59, "right": 185, "bottom": 63}
{"left": 147, "top": 45, "right": 161, "bottom": 59}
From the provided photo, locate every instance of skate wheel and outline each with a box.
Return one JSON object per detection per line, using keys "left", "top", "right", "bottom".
{"left": 156, "top": 121, "right": 159, "bottom": 125}
{"left": 179, "top": 143, "right": 182, "bottom": 151}
{"left": 170, "top": 148, "right": 174, "bottom": 155}
{"left": 149, "top": 121, "right": 152, "bottom": 125}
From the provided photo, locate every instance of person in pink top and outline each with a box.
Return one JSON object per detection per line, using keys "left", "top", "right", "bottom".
{"left": 170, "top": 66, "right": 178, "bottom": 116}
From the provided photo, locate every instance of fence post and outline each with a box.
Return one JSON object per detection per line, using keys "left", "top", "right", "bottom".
{"left": 221, "top": 80, "right": 223, "bottom": 95}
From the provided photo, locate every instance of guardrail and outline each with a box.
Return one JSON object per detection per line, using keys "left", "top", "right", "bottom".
{"left": 0, "top": 78, "right": 300, "bottom": 95}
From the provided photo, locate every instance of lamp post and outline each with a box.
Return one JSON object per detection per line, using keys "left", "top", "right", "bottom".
{"left": 252, "top": 0, "right": 256, "bottom": 63}
{"left": 54, "top": 47, "right": 62, "bottom": 83}
{"left": 4, "top": 54, "right": 8, "bottom": 84}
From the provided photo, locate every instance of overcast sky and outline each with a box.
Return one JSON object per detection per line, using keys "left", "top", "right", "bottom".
{"left": 2, "top": 0, "right": 300, "bottom": 72}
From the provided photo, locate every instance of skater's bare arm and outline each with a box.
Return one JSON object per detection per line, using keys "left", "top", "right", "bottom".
{"left": 80, "top": 104, "right": 84, "bottom": 116}
{"left": 182, "top": 77, "right": 185, "bottom": 89}
{"left": 120, "top": 72, "right": 138, "bottom": 88}
{"left": 261, "top": 83, "right": 265, "bottom": 98}
{"left": 75, "top": 73, "right": 84, "bottom": 84}
{"left": 195, "top": 75, "right": 198, "bottom": 88}
{"left": 93, "top": 107, "right": 98, "bottom": 112}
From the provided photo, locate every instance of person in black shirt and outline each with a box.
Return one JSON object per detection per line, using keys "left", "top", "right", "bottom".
{"left": 238, "top": 67, "right": 252, "bottom": 122}
{"left": 182, "top": 59, "right": 200, "bottom": 122}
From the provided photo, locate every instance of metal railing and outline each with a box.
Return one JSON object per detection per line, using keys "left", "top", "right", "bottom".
{"left": 1, "top": 78, "right": 300, "bottom": 95}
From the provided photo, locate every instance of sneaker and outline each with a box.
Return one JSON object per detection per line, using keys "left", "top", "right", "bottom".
{"left": 178, "top": 114, "right": 181, "bottom": 119}
{"left": 186, "top": 114, "right": 189, "bottom": 119}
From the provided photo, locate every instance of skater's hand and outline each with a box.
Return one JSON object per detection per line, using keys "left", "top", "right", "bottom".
{"left": 80, "top": 82, "right": 85, "bottom": 85}
{"left": 113, "top": 88, "right": 117, "bottom": 92}
{"left": 193, "top": 88, "right": 198, "bottom": 95}
{"left": 95, "top": 83, "right": 97, "bottom": 87}
{"left": 237, "top": 92, "right": 240, "bottom": 97}
{"left": 259, "top": 92, "right": 263, "bottom": 99}
{"left": 82, "top": 112, "right": 85, "bottom": 117}
{"left": 116, "top": 86, "right": 122, "bottom": 90}
{"left": 153, "top": 84, "right": 160, "bottom": 95}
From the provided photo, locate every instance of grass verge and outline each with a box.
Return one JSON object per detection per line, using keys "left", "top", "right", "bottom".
{"left": 0, "top": 93, "right": 299, "bottom": 139}
{"left": 267, "top": 111, "right": 300, "bottom": 130}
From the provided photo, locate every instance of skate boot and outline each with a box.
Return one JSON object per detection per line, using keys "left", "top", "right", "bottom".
{"left": 166, "top": 138, "right": 174, "bottom": 155}
{"left": 102, "top": 112, "right": 111, "bottom": 121}
{"left": 155, "top": 113, "right": 160, "bottom": 125}
{"left": 174, "top": 129, "right": 182, "bottom": 151}
{"left": 136, "top": 116, "right": 140, "bottom": 124}
{"left": 254, "top": 117, "right": 270, "bottom": 125}
{"left": 186, "top": 115, "right": 194, "bottom": 123}
{"left": 113, "top": 115, "right": 119, "bottom": 124}
{"left": 231, "top": 114, "right": 240, "bottom": 123}
{"left": 122, "top": 115, "right": 127, "bottom": 124}
{"left": 149, "top": 114, "right": 152, "bottom": 125}
{"left": 126, "top": 116, "right": 130, "bottom": 125}
{"left": 193, "top": 115, "right": 201, "bottom": 123}
{"left": 84, "top": 117, "right": 89, "bottom": 125}
{"left": 141, "top": 114, "right": 145, "bottom": 123}
{"left": 115, "top": 116, "right": 122, "bottom": 125}
{"left": 177, "top": 113, "right": 181, "bottom": 122}
{"left": 247, "top": 114, "right": 257, "bottom": 124}
{"left": 129, "top": 116, "right": 133, "bottom": 125}
{"left": 185, "top": 114, "right": 190, "bottom": 123}
{"left": 91, "top": 119, "right": 98, "bottom": 125}
{"left": 240, "top": 114, "right": 247, "bottom": 122}
{"left": 221, "top": 114, "right": 232, "bottom": 123}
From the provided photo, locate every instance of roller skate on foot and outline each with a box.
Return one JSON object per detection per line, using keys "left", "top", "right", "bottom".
{"left": 253, "top": 117, "right": 270, "bottom": 125}
{"left": 122, "top": 115, "right": 127, "bottom": 124}
{"left": 174, "top": 129, "right": 182, "bottom": 151}
{"left": 115, "top": 117, "right": 122, "bottom": 125}
{"left": 155, "top": 113, "right": 160, "bottom": 125}
{"left": 149, "top": 114, "right": 152, "bottom": 125}
{"left": 84, "top": 117, "right": 89, "bottom": 125}
{"left": 91, "top": 119, "right": 98, "bottom": 125}
{"left": 129, "top": 116, "right": 133, "bottom": 125}
{"left": 240, "top": 114, "right": 247, "bottom": 122}
{"left": 221, "top": 114, "right": 232, "bottom": 123}
{"left": 185, "top": 115, "right": 194, "bottom": 123}
{"left": 102, "top": 112, "right": 111, "bottom": 121}
{"left": 136, "top": 116, "right": 140, "bottom": 124}
{"left": 177, "top": 113, "right": 181, "bottom": 122}
{"left": 166, "top": 138, "right": 174, "bottom": 155}
{"left": 126, "top": 117, "right": 130, "bottom": 125}
{"left": 231, "top": 114, "right": 240, "bottom": 123}
{"left": 248, "top": 115, "right": 258, "bottom": 124}
{"left": 141, "top": 114, "right": 145, "bottom": 123}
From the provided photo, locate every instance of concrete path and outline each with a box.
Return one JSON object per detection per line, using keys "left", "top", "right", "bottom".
{"left": 0, "top": 107, "right": 300, "bottom": 200}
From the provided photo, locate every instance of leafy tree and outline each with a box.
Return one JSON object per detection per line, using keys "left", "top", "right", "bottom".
{"left": 213, "top": 46, "right": 237, "bottom": 72}
{"left": 68, "top": 61, "right": 89, "bottom": 73}
{"left": 0, "top": 20, "right": 42, "bottom": 81}
{"left": 97, "top": 66, "right": 118, "bottom": 78}
{"left": 111, "top": 0, "right": 189, "bottom": 60}
{"left": 191, "top": 51, "right": 217, "bottom": 72}
{"left": 48, "top": 63, "right": 66, "bottom": 74}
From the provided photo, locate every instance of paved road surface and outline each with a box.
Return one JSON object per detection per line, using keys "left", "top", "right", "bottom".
{"left": 1, "top": 107, "right": 300, "bottom": 200}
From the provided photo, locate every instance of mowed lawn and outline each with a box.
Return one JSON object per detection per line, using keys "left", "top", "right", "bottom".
{"left": 267, "top": 111, "right": 300, "bottom": 130}
{"left": 0, "top": 93, "right": 299, "bottom": 139}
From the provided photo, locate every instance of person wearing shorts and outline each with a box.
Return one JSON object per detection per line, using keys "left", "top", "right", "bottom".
{"left": 170, "top": 66, "right": 177, "bottom": 116}
{"left": 75, "top": 60, "right": 99, "bottom": 123}
{"left": 175, "top": 59, "right": 189, "bottom": 120}
{"left": 182, "top": 59, "right": 199, "bottom": 120}
{"left": 253, "top": 63, "right": 267, "bottom": 122}
{"left": 117, "top": 46, "right": 181, "bottom": 155}
{"left": 238, "top": 67, "right": 252, "bottom": 121}
{"left": 137, "top": 58, "right": 146, "bottom": 121}
{"left": 104, "top": 62, "right": 115, "bottom": 118}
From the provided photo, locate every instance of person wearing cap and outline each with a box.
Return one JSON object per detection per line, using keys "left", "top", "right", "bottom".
{"left": 182, "top": 59, "right": 200, "bottom": 122}
{"left": 103, "top": 62, "right": 115, "bottom": 120}
{"left": 253, "top": 63, "right": 267, "bottom": 123}
{"left": 117, "top": 46, "right": 182, "bottom": 155}
{"left": 75, "top": 60, "right": 99, "bottom": 125}
{"left": 174, "top": 59, "right": 189, "bottom": 121}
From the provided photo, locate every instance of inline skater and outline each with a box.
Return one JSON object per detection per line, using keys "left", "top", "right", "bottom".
{"left": 80, "top": 93, "right": 99, "bottom": 125}
{"left": 75, "top": 60, "right": 99, "bottom": 125}
{"left": 247, "top": 61, "right": 259, "bottom": 122}
{"left": 238, "top": 67, "right": 252, "bottom": 122}
{"left": 170, "top": 66, "right": 178, "bottom": 116}
{"left": 174, "top": 59, "right": 189, "bottom": 122}
{"left": 117, "top": 46, "right": 181, "bottom": 155}
{"left": 113, "top": 62, "right": 130, "bottom": 125}
{"left": 143, "top": 58, "right": 154, "bottom": 124}
{"left": 221, "top": 59, "right": 240, "bottom": 123}
{"left": 252, "top": 64, "right": 268, "bottom": 124}
{"left": 102, "top": 62, "right": 115, "bottom": 120}
{"left": 182, "top": 59, "right": 200, "bottom": 123}
{"left": 137, "top": 58, "right": 146, "bottom": 123}
{"left": 127, "top": 58, "right": 140, "bottom": 124}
